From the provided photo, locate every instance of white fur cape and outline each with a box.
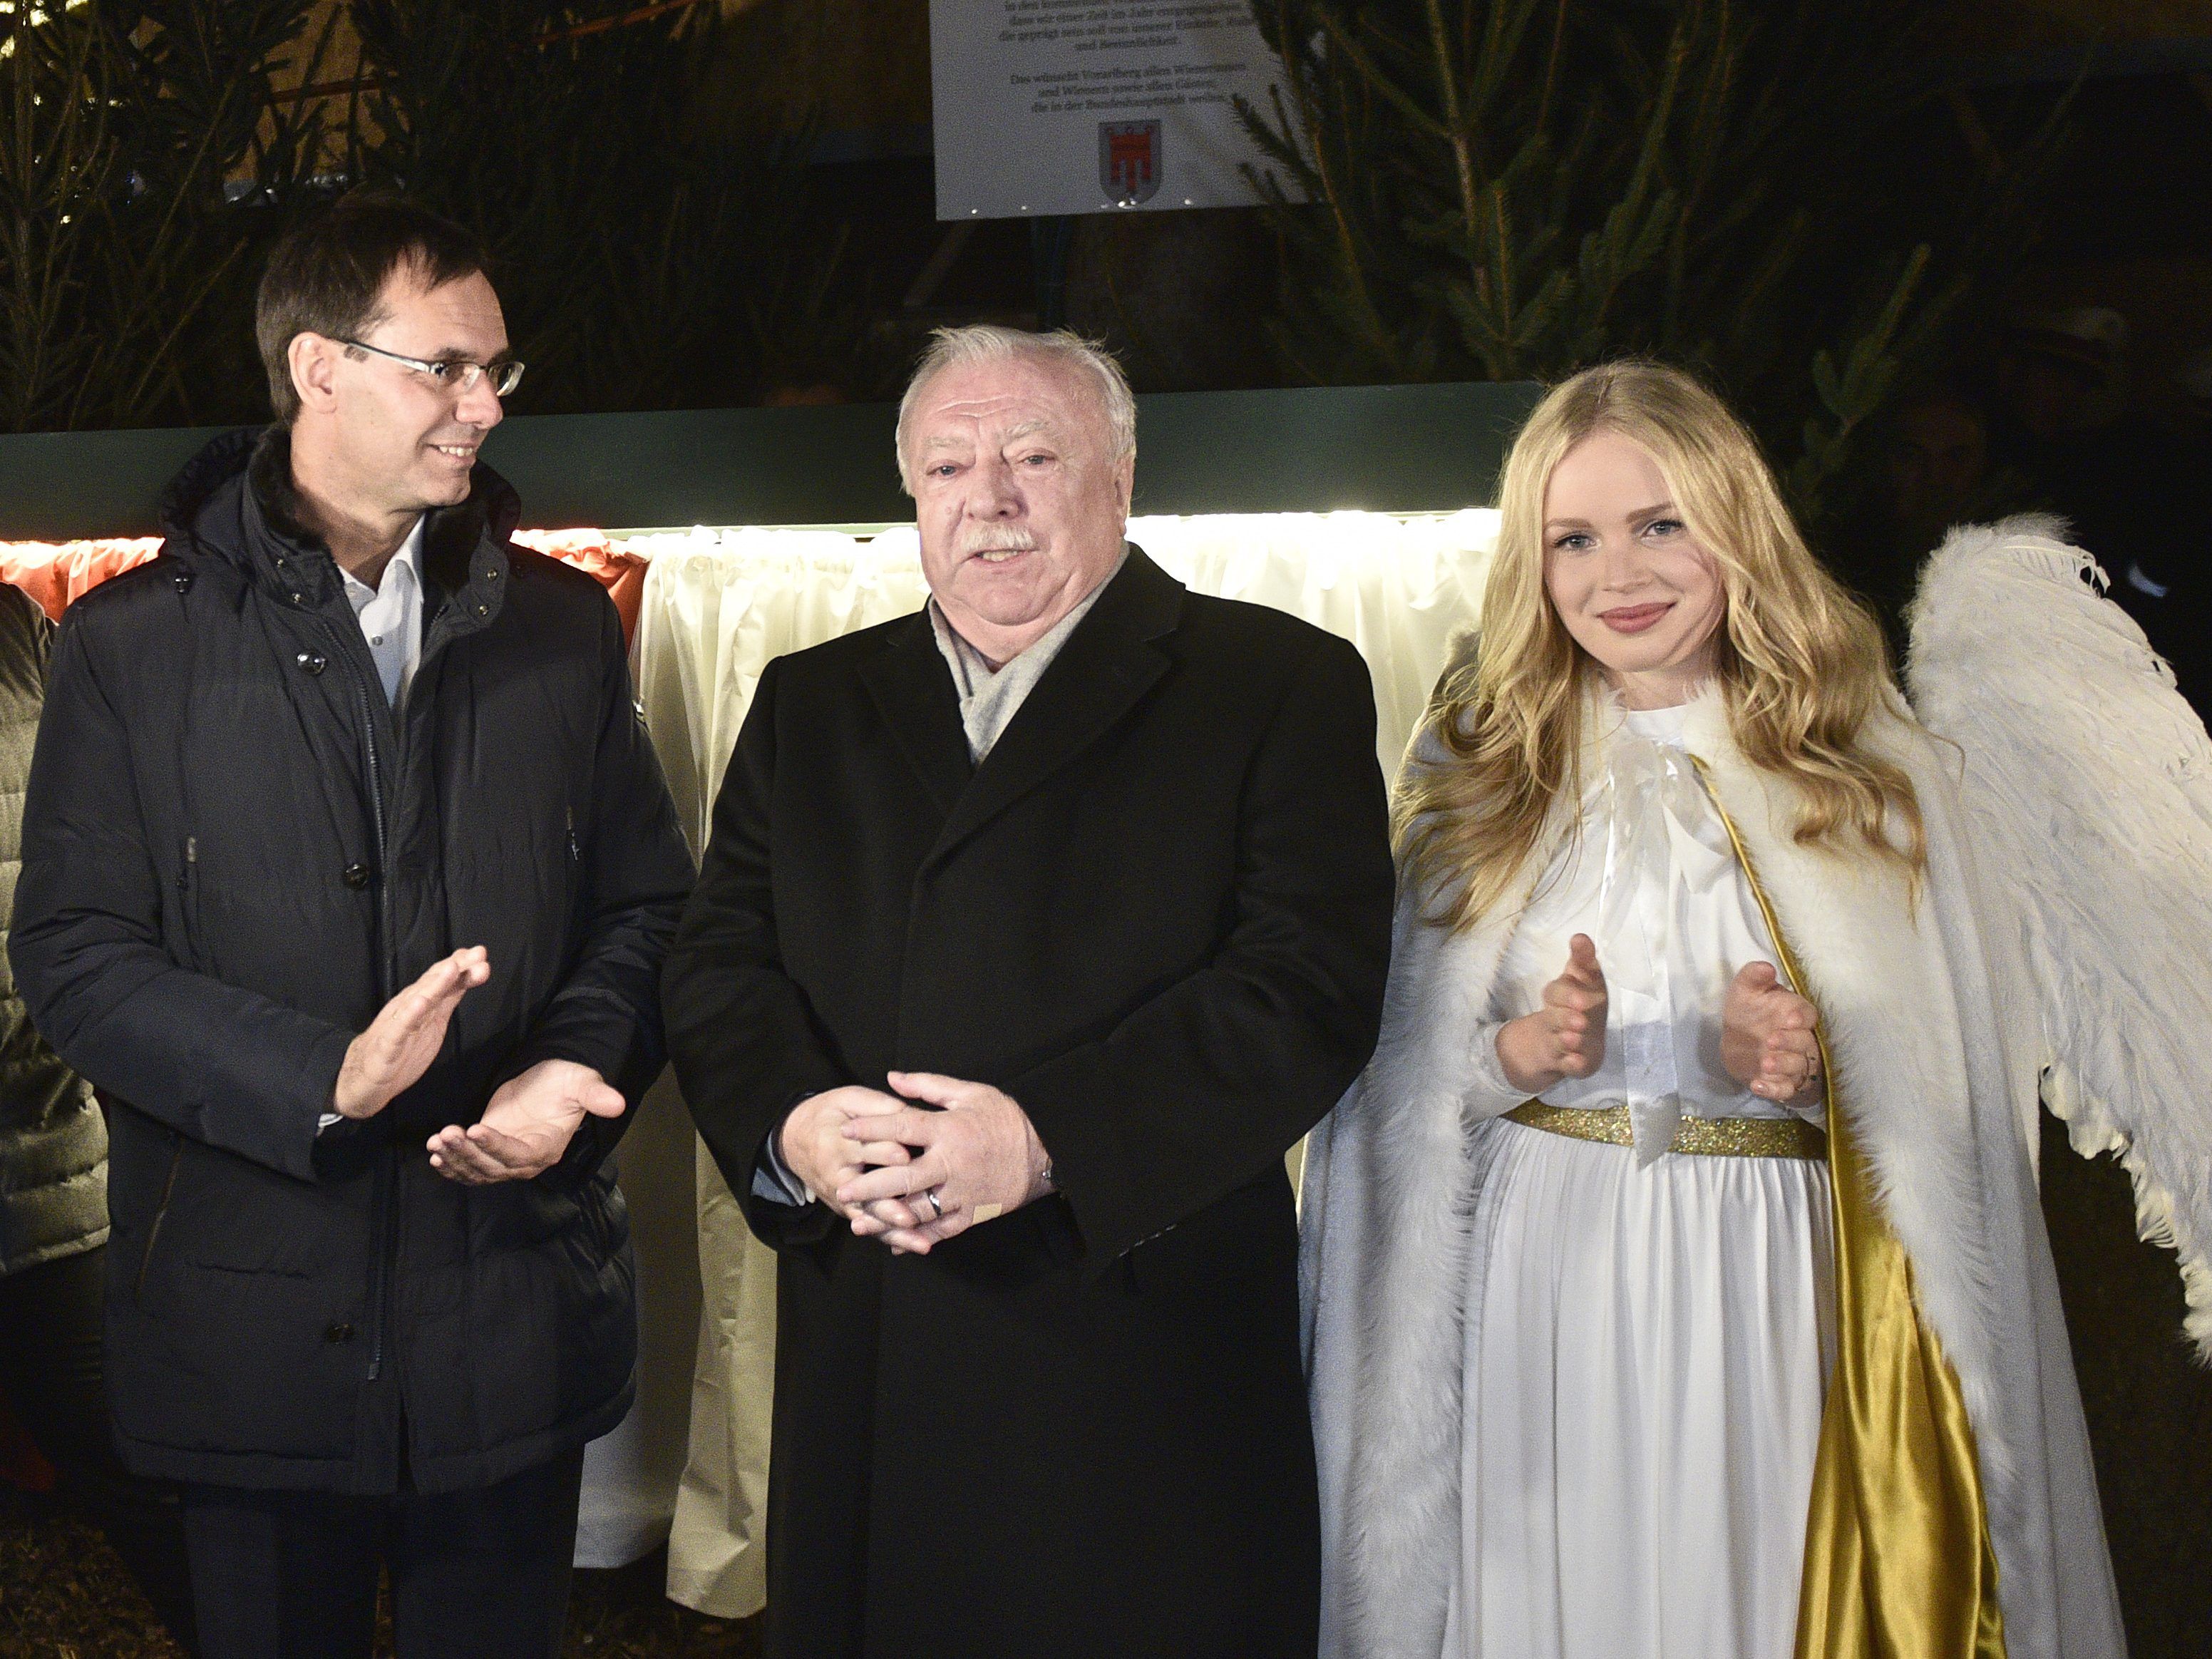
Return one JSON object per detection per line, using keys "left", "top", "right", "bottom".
{"left": 1300, "top": 683, "right": 2126, "bottom": 1658}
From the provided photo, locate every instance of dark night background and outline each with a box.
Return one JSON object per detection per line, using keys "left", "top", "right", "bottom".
{"left": 2, "top": 1, "right": 2210, "bottom": 1653}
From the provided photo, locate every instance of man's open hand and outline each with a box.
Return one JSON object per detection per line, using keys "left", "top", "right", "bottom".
{"left": 428, "top": 1059, "right": 624, "bottom": 1185}
{"left": 836, "top": 1072, "right": 1053, "bottom": 1255}
{"left": 334, "top": 947, "right": 490, "bottom": 1121}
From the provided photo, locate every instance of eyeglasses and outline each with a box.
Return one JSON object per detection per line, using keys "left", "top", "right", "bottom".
{"left": 336, "top": 337, "right": 526, "bottom": 399}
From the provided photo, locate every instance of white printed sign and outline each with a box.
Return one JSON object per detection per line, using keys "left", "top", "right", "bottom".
{"left": 930, "top": 0, "right": 1298, "bottom": 220}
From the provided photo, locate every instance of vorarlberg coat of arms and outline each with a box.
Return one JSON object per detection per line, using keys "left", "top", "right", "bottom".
{"left": 1099, "top": 120, "right": 1162, "bottom": 205}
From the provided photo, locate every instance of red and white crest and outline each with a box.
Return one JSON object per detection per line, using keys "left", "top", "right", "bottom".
{"left": 1099, "top": 120, "right": 1162, "bottom": 205}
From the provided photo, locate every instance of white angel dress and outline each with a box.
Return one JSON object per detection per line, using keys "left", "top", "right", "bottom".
{"left": 1442, "top": 702, "right": 1836, "bottom": 1659}
{"left": 1301, "top": 517, "right": 2196, "bottom": 1659}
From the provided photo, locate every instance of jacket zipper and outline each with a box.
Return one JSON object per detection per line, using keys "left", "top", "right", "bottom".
{"left": 177, "top": 836, "right": 201, "bottom": 970}
{"left": 318, "top": 616, "right": 401, "bottom": 1384}
{"left": 133, "top": 1139, "right": 186, "bottom": 1305}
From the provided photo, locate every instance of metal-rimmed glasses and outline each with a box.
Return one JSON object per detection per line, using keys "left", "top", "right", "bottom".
{"left": 336, "top": 337, "right": 526, "bottom": 399}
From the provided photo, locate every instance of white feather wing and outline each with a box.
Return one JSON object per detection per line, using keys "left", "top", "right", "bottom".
{"left": 1906, "top": 515, "right": 2212, "bottom": 1362}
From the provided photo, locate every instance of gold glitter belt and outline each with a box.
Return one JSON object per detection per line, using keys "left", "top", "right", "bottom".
{"left": 1503, "top": 1099, "right": 1828, "bottom": 1160}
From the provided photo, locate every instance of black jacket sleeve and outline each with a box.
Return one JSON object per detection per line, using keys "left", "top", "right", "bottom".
{"left": 1007, "top": 634, "right": 1395, "bottom": 1268}
{"left": 662, "top": 655, "right": 852, "bottom": 1244}
{"left": 497, "top": 599, "right": 695, "bottom": 1184}
{"left": 10, "top": 608, "right": 351, "bottom": 1182}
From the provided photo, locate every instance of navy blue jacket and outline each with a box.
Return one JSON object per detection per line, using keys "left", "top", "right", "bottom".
{"left": 11, "top": 428, "right": 693, "bottom": 1494}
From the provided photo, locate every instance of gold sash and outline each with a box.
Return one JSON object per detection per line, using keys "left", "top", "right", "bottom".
{"left": 1503, "top": 1097, "right": 1828, "bottom": 1160}
{"left": 1690, "top": 758, "right": 2007, "bottom": 1659}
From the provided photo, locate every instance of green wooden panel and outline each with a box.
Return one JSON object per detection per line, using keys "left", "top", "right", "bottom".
{"left": 0, "top": 381, "right": 1540, "bottom": 541}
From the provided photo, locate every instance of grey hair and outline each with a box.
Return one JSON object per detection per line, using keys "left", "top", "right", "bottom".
{"left": 895, "top": 324, "right": 1137, "bottom": 491}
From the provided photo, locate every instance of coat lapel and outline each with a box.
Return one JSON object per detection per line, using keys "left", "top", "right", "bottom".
{"left": 858, "top": 612, "right": 974, "bottom": 816}
{"left": 925, "top": 547, "right": 1183, "bottom": 870}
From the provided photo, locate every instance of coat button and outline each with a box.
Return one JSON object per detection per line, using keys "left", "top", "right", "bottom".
{"left": 473, "top": 602, "right": 489, "bottom": 617}
{"left": 295, "top": 650, "right": 326, "bottom": 674}
{"left": 324, "top": 1322, "right": 355, "bottom": 1342}
{"left": 341, "top": 862, "right": 371, "bottom": 890}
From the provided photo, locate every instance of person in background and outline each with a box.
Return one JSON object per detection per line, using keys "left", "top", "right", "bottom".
{"left": 0, "top": 577, "right": 197, "bottom": 1653}
{"left": 1990, "top": 302, "right": 2207, "bottom": 712}
{"left": 9, "top": 192, "right": 694, "bottom": 1659}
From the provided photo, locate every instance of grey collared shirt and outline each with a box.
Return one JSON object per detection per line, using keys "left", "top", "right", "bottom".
{"left": 753, "top": 547, "right": 1129, "bottom": 1206}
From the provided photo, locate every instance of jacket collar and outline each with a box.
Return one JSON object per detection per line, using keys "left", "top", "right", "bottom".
{"left": 163, "top": 426, "right": 517, "bottom": 637}
{"left": 860, "top": 543, "right": 1185, "bottom": 861}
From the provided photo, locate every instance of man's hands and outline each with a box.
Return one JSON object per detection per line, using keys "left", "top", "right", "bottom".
{"left": 334, "top": 947, "right": 490, "bottom": 1121}
{"left": 1495, "top": 934, "right": 1608, "bottom": 1094}
{"left": 333, "top": 947, "right": 627, "bottom": 1183}
{"left": 1720, "top": 962, "right": 1822, "bottom": 1104}
{"left": 834, "top": 1072, "right": 1053, "bottom": 1255}
{"left": 776, "top": 1085, "right": 915, "bottom": 1213}
{"left": 428, "top": 1059, "right": 626, "bottom": 1185}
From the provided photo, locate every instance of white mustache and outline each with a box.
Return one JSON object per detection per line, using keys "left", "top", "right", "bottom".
{"left": 955, "top": 528, "right": 1039, "bottom": 557}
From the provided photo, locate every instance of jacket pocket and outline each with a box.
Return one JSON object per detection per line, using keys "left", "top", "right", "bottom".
{"left": 564, "top": 804, "right": 583, "bottom": 916}
{"left": 133, "top": 1137, "right": 186, "bottom": 1308}
{"left": 174, "top": 835, "right": 209, "bottom": 975}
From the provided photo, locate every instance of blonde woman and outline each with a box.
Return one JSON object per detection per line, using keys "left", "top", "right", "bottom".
{"left": 1301, "top": 361, "right": 2131, "bottom": 1659}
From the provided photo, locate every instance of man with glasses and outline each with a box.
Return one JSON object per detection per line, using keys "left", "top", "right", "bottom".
{"left": 10, "top": 191, "right": 693, "bottom": 1658}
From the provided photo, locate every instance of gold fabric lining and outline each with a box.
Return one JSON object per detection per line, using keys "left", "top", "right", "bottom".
{"left": 1504, "top": 1098, "right": 1828, "bottom": 1159}
{"left": 1686, "top": 756, "right": 2007, "bottom": 1659}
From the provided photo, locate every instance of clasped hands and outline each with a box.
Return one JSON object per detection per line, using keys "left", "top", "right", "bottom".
{"left": 331, "top": 946, "right": 624, "bottom": 1183}
{"left": 779, "top": 1072, "right": 1054, "bottom": 1255}
{"left": 1495, "top": 933, "right": 1822, "bottom": 1103}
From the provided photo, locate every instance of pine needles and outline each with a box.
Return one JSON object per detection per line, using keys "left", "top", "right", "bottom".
{"left": 0, "top": 1, "right": 870, "bottom": 431}
{"left": 1238, "top": 0, "right": 2063, "bottom": 521}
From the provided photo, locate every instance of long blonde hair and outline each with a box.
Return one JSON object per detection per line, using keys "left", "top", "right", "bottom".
{"left": 1400, "top": 359, "right": 1925, "bottom": 931}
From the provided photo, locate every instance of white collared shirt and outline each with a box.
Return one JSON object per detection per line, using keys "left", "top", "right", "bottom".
{"left": 340, "top": 517, "right": 425, "bottom": 709}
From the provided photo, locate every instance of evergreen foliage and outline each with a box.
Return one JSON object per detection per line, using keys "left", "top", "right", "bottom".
{"left": 0, "top": 0, "right": 868, "bottom": 431}
{"left": 1238, "top": 0, "right": 2062, "bottom": 520}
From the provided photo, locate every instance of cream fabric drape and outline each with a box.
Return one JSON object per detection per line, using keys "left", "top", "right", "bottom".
{"left": 629, "top": 510, "right": 1498, "bottom": 1618}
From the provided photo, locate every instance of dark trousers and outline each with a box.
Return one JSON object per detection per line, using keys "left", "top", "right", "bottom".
{"left": 0, "top": 1242, "right": 200, "bottom": 1653}
{"left": 181, "top": 1444, "right": 587, "bottom": 1659}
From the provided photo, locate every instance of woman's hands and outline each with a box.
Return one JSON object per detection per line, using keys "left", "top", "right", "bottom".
{"left": 1496, "top": 934, "right": 1608, "bottom": 1094}
{"left": 1493, "top": 943, "right": 1821, "bottom": 1106}
{"left": 1720, "top": 962, "right": 1821, "bottom": 1103}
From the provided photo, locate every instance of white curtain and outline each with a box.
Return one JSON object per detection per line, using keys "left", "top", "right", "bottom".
{"left": 614, "top": 510, "right": 1498, "bottom": 1616}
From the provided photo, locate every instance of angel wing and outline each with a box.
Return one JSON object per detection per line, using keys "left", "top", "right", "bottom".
{"left": 1906, "top": 514, "right": 2212, "bottom": 1361}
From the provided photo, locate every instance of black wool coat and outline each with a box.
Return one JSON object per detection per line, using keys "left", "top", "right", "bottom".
{"left": 663, "top": 548, "right": 1396, "bottom": 1659}
{"left": 9, "top": 429, "right": 694, "bottom": 1494}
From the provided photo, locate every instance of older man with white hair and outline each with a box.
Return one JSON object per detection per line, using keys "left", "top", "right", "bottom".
{"left": 664, "top": 326, "right": 1395, "bottom": 1657}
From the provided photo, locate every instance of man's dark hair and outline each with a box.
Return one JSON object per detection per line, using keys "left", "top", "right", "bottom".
{"left": 255, "top": 191, "right": 491, "bottom": 425}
